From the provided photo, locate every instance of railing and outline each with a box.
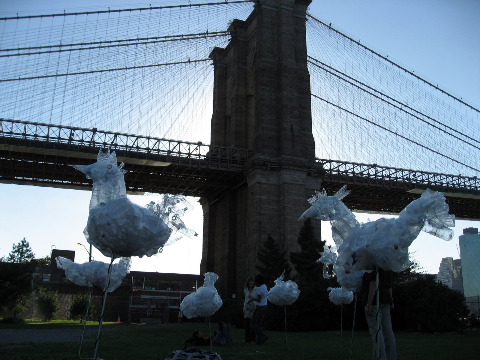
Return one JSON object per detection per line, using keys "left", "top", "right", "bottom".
{"left": 2, "top": 118, "right": 479, "bottom": 193}
{"left": 0, "top": 118, "right": 251, "bottom": 170}
{"left": 317, "top": 159, "right": 480, "bottom": 192}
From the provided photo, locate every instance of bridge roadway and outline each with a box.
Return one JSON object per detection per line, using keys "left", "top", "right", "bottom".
{"left": 1, "top": 119, "right": 479, "bottom": 219}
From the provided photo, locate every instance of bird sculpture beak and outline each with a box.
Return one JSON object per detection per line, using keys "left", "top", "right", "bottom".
{"left": 72, "top": 164, "right": 90, "bottom": 176}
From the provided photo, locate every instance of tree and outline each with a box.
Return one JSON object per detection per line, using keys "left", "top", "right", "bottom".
{"left": 256, "top": 235, "right": 291, "bottom": 288}
{"left": 254, "top": 235, "right": 293, "bottom": 331}
{"left": 1, "top": 238, "right": 47, "bottom": 320}
{"left": 70, "top": 293, "right": 94, "bottom": 322}
{"left": 0, "top": 262, "right": 34, "bottom": 319}
{"left": 393, "top": 273, "right": 468, "bottom": 332}
{"left": 6, "top": 238, "right": 35, "bottom": 263}
{"left": 289, "top": 218, "right": 325, "bottom": 283}
{"left": 284, "top": 219, "right": 338, "bottom": 331}
{"left": 32, "top": 255, "right": 51, "bottom": 266}
{"left": 36, "top": 287, "right": 59, "bottom": 321}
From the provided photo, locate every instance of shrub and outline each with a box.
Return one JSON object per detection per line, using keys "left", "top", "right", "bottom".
{"left": 393, "top": 274, "right": 469, "bottom": 332}
{"left": 36, "top": 287, "right": 59, "bottom": 321}
{"left": 0, "top": 262, "right": 34, "bottom": 319}
{"left": 0, "top": 317, "right": 26, "bottom": 324}
{"left": 70, "top": 293, "right": 94, "bottom": 322}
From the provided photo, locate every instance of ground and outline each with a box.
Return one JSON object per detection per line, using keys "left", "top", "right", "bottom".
{"left": 0, "top": 326, "right": 120, "bottom": 344}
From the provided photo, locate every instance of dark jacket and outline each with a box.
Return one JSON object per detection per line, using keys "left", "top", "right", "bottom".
{"left": 360, "top": 268, "right": 394, "bottom": 306}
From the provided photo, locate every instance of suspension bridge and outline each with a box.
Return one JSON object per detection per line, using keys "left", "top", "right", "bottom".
{"left": 1, "top": 0, "right": 479, "bottom": 295}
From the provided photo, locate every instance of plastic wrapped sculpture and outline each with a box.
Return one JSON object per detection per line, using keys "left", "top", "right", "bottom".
{"left": 145, "top": 194, "right": 198, "bottom": 245}
{"left": 328, "top": 287, "right": 354, "bottom": 306}
{"left": 299, "top": 186, "right": 455, "bottom": 273}
{"left": 317, "top": 247, "right": 364, "bottom": 292}
{"left": 180, "top": 272, "right": 223, "bottom": 319}
{"left": 56, "top": 255, "right": 132, "bottom": 359}
{"left": 73, "top": 149, "right": 172, "bottom": 258}
{"left": 56, "top": 256, "right": 130, "bottom": 292}
{"left": 317, "top": 245, "right": 338, "bottom": 278}
{"left": 267, "top": 273, "right": 300, "bottom": 348}
{"left": 318, "top": 247, "right": 361, "bottom": 344}
{"left": 328, "top": 286, "right": 355, "bottom": 345}
{"left": 179, "top": 272, "right": 223, "bottom": 351}
{"left": 268, "top": 273, "right": 300, "bottom": 306}
{"left": 67, "top": 149, "right": 175, "bottom": 359}
{"left": 333, "top": 265, "right": 364, "bottom": 293}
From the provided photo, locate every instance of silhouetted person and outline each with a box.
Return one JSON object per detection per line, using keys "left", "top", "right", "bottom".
{"left": 248, "top": 274, "right": 268, "bottom": 345}
{"left": 362, "top": 268, "right": 397, "bottom": 360}
{"left": 243, "top": 276, "right": 256, "bottom": 343}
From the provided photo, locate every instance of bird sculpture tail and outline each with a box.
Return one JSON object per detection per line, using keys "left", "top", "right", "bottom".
{"left": 399, "top": 189, "right": 455, "bottom": 243}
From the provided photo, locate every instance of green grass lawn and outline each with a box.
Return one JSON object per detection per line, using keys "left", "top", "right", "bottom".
{"left": 1, "top": 321, "right": 479, "bottom": 360}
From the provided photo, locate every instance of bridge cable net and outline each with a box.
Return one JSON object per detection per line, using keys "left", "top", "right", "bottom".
{"left": 0, "top": 1, "right": 254, "bottom": 145}
{"left": 306, "top": 15, "right": 480, "bottom": 178}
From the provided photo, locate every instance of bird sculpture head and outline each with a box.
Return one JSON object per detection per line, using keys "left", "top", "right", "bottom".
{"left": 299, "top": 185, "right": 351, "bottom": 221}
{"left": 74, "top": 149, "right": 127, "bottom": 209}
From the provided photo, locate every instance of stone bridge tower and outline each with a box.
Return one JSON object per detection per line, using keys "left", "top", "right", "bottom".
{"left": 200, "top": 0, "right": 323, "bottom": 297}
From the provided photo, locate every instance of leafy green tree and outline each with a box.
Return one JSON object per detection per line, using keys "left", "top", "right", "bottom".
{"left": 33, "top": 255, "right": 51, "bottom": 266}
{"left": 255, "top": 235, "right": 293, "bottom": 330}
{"left": 256, "top": 235, "right": 291, "bottom": 288}
{"left": 393, "top": 273, "right": 468, "bottom": 332}
{"left": 1, "top": 239, "right": 52, "bottom": 320}
{"left": 0, "top": 262, "right": 34, "bottom": 319}
{"left": 70, "top": 293, "right": 94, "bottom": 322}
{"left": 6, "top": 238, "right": 35, "bottom": 263}
{"left": 36, "top": 287, "right": 59, "bottom": 321}
{"left": 286, "top": 218, "right": 337, "bottom": 331}
{"left": 289, "top": 218, "right": 325, "bottom": 283}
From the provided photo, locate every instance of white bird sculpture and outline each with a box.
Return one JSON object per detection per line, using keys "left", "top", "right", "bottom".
{"left": 328, "top": 287, "right": 354, "bottom": 306}
{"left": 68, "top": 149, "right": 178, "bottom": 360}
{"left": 268, "top": 273, "right": 300, "bottom": 306}
{"left": 300, "top": 186, "right": 455, "bottom": 272}
{"left": 317, "top": 247, "right": 364, "bottom": 292}
{"left": 180, "top": 272, "right": 223, "bottom": 319}
{"left": 56, "top": 256, "right": 130, "bottom": 292}
{"left": 74, "top": 149, "right": 172, "bottom": 258}
{"left": 145, "top": 194, "right": 199, "bottom": 245}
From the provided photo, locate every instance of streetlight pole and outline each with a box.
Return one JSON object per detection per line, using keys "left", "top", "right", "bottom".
{"left": 77, "top": 242, "right": 92, "bottom": 262}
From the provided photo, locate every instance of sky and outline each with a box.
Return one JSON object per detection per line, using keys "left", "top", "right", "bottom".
{"left": 1, "top": 0, "right": 479, "bottom": 275}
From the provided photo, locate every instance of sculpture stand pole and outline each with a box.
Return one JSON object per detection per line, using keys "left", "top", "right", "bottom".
{"left": 349, "top": 293, "right": 357, "bottom": 360}
{"left": 208, "top": 317, "right": 213, "bottom": 351}
{"left": 78, "top": 288, "right": 93, "bottom": 359}
{"left": 340, "top": 305, "right": 344, "bottom": 346}
{"left": 93, "top": 258, "right": 114, "bottom": 360}
{"left": 375, "top": 267, "right": 381, "bottom": 360}
{"left": 284, "top": 306, "right": 289, "bottom": 350}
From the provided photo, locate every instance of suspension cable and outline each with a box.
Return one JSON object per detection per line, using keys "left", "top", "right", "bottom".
{"left": 0, "top": 1, "right": 255, "bottom": 21}
{"left": 308, "top": 57, "right": 480, "bottom": 150}
{"left": 0, "top": 59, "right": 211, "bottom": 82}
{"left": 0, "top": 31, "right": 229, "bottom": 56}
{"left": 307, "top": 14, "right": 480, "bottom": 114}
{"left": 311, "top": 93, "right": 480, "bottom": 173}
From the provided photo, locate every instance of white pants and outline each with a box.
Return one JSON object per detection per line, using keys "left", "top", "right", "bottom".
{"left": 365, "top": 304, "right": 397, "bottom": 360}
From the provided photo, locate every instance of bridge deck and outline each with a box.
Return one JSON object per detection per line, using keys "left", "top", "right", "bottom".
{"left": 1, "top": 119, "right": 479, "bottom": 219}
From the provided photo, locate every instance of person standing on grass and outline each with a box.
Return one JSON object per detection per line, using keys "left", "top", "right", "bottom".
{"left": 249, "top": 274, "right": 268, "bottom": 345}
{"left": 362, "top": 267, "right": 397, "bottom": 360}
{"left": 243, "top": 276, "right": 256, "bottom": 343}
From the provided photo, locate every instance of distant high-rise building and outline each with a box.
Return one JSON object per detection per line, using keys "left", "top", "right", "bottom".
{"left": 459, "top": 228, "right": 480, "bottom": 300}
{"left": 437, "top": 257, "right": 463, "bottom": 293}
